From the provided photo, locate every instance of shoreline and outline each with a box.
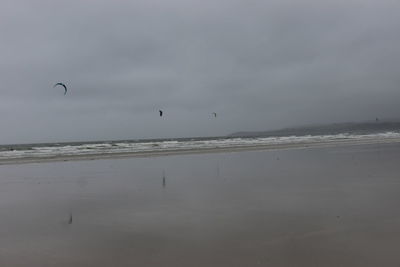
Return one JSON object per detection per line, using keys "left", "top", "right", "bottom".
{"left": 1, "top": 137, "right": 400, "bottom": 166}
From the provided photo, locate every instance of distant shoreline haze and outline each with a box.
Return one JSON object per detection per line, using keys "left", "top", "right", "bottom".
{"left": 229, "top": 121, "right": 400, "bottom": 138}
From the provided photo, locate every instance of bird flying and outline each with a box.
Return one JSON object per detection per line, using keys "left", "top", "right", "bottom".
{"left": 54, "top": 82, "right": 67, "bottom": 95}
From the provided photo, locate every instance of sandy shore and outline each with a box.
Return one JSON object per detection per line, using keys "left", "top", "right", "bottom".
{"left": 1, "top": 142, "right": 400, "bottom": 266}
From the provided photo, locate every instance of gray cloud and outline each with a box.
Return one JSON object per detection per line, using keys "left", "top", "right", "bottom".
{"left": 1, "top": 0, "right": 400, "bottom": 143}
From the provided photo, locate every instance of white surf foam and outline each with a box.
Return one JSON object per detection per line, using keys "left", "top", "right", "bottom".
{"left": 1, "top": 132, "right": 400, "bottom": 160}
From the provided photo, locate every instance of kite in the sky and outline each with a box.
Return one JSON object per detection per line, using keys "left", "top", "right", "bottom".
{"left": 159, "top": 110, "right": 163, "bottom": 117}
{"left": 212, "top": 112, "right": 217, "bottom": 118}
{"left": 54, "top": 82, "right": 67, "bottom": 95}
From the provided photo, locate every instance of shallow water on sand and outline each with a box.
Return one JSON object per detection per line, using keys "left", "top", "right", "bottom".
{"left": 1, "top": 143, "right": 400, "bottom": 266}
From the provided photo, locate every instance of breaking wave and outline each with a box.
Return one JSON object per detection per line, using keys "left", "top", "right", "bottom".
{"left": 1, "top": 131, "right": 399, "bottom": 162}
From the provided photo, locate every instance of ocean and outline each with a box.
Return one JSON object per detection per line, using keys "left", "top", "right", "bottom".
{"left": 1, "top": 130, "right": 400, "bottom": 163}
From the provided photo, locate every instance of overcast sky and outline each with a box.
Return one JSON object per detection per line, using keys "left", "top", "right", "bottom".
{"left": 1, "top": 0, "right": 399, "bottom": 144}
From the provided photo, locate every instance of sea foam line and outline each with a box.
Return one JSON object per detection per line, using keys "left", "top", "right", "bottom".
{"left": 0, "top": 132, "right": 399, "bottom": 160}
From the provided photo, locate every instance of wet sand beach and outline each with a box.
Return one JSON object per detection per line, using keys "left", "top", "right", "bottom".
{"left": 1, "top": 142, "right": 400, "bottom": 266}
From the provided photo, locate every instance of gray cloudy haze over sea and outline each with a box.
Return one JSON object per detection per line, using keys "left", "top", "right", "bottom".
{"left": 1, "top": 0, "right": 400, "bottom": 144}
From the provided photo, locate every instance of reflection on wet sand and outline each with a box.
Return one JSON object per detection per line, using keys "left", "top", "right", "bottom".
{"left": 0, "top": 143, "right": 400, "bottom": 266}
{"left": 162, "top": 169, "right": 166, "bottom": 188}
